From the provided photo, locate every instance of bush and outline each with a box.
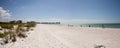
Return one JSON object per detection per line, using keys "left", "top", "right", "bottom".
{"left": 0, "top": 23, "right": 36, "bottom": 45}
{"left": 17, "top": 33, "right": 27, "bottom": 38}
{"left": 3, "top": 36, "right": 9, "bottom": 44}
{"left": 0, "top": 24, "right": 14, "bottom": 29}
{"left": 0, "top": 32, "right": 10, "bottom": 38}
{"left": 0, "top": 33, "right": 5, "bottom": 38}
{"left": 12, "top": 35, "right": 16, "bottom": 42}
{"left": 4, "top": 40, "right": 8, "bottom": 44}
{"left": 0, "top": 28, "right": 2, "bottom": 30}
{"left": 94, "top": 45, "right": 105, "bottom": 48}
{"left": 18, "top": 24, "right": 25, "bottom": 27}
{"left": 20, "top": 28, "right": 26, "bottom": 32}
{"left": 25, "top": 23, "right": 36, "bottom": 27}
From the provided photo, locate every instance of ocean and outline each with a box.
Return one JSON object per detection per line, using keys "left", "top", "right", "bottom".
{"left": 60, "top": 23, "right": 120, "bottom": 28}
{"left": 81, "top": 23, "right": 120, "bottom": 28}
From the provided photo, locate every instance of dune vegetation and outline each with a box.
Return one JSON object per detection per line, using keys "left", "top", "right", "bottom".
{"left": 0, "top": 23, "right": 36, "bottom": 45}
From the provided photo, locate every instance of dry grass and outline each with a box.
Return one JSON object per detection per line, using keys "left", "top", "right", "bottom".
{"left": 0, "top": 23, "right": 36, "bottom": 45}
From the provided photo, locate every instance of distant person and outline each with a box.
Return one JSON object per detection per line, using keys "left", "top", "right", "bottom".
{"left": 89, "top": 25, "right": 91, "bottom": 27}
{"left": 68, "top": 24, "right": 73, "bottom": 27}
{"left": 80, "top": 25, "right": 82, "bottom": 27}
{"left": 102, "top": 24, "right": 105, "bottom": 28}
{"left": 68, "top": 24, "right": 70, "bottom": 27}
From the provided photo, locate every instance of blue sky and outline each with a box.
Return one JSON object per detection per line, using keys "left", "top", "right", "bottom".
{"left": 0, "top": 0, "right": 120, "bottom": 23}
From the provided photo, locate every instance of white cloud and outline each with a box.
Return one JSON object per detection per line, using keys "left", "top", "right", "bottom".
{"left": 0, "top": 7, "right": 11, "bottom": 18}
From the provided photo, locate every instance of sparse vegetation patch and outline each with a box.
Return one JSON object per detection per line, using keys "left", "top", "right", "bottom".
{"left": 0, "top": 22, "right": 36, "bottom": 45}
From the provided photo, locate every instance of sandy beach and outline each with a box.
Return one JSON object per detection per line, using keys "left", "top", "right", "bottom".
{"left": 0, "top": 24, "right": 120, "bottom": 48}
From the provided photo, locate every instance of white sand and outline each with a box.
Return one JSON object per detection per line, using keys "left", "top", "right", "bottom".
{"left": 0, "top": 24, "right": 120, "bottom": 48}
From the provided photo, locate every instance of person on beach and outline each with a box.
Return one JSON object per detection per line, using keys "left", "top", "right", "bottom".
{"left": 89, "top": 25, "right": 91, "bottom": 27}
{"left": 68, "top": 24, "right": 70, "bottom": 27}
{"left": 102, "top": 24, "right": 104, "bottom": 28}
{"left": 68, "top": 24, "right": 73, "bottom": 27}
{"left": 80, "top": 25, "right": 82, "bottom": 27}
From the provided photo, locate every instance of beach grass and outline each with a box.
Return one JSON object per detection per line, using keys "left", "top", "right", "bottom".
{"left": 25, "top": 23, "right": 36, "bottom": 27}
{"left": 0, "top": 33, "right": 5, "bottom": 38}
{"left": 0, "top": 23, "right": 36, "bottom": 44}
{"left": 0, "top": 24, "right": 14, "bottom": 29}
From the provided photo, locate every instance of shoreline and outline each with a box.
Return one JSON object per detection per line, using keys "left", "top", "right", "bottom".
{"left": 45, "top": 24, "right": 120, "bottom": 29}
{"left": 0, "top": 24, "right": 120, "bottom": 48}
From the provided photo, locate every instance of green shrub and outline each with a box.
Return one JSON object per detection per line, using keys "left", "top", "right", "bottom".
{"left": 94, "top": 45, "right": 105, "bottom": 48}
{"left": 0, "top": 23, "right": 36, "bottom": 44}
{"left": 12, "top": 35, "right": 16, "bottom": 42}
{"left": 3, "top": 35, "right": 9, "bottom": 44}
{"left": 20, "top": 28, "right": 26, "bottom": 32}
{"left": 0, "top": 28, "right": 2, "bottom": 30}
{"left": 17, "top": 33, "right": 27, "bottom": 38}
{"left": 18, "top": 24, "right": 25, "bottom": 27}
{"left": 0, "top": 24, "right": 14, "bottom": 29}
{"left": 0, "top": 33, "right": 5, "bottom": 38}
{"left": 25, "top": 23, "right": 36, "bottom": 27}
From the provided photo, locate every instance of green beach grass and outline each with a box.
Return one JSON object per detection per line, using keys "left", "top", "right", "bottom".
{"left": 0, "top": 23, "right": 36, "bottom": 44}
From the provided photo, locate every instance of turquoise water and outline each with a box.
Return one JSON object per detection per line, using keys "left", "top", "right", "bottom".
{"left": 47, "top": 23, "right": 120, "bottom": 28}
{"left": 81, "top": 23, "right": 120, "bottom": 28}
{"left": 61, "top": 23, "right": 120, "bottom": 28}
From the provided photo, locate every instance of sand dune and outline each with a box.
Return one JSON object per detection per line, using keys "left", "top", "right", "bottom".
{"left": 0, "top": 24, "right": 120, "bottom": 48}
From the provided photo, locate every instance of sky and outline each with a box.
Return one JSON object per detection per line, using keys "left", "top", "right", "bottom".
{"left": 0, "top": 0, "right": 120, "bottom": 23}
